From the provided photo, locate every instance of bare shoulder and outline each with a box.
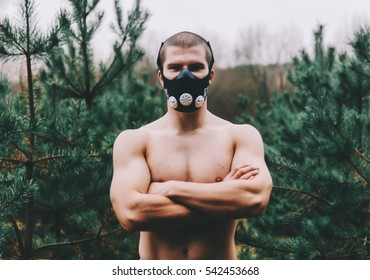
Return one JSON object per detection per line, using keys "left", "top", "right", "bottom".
{"left": 113, "top": 127, "right": 150, "bottom": 157}
{"left": 113, "top": 116, "right": 165, "bottom": 155}
{"left": 229, "top": 124, "right": 264, "bottom": 154}
{"left": 225, "top": 124, "right": 267, "bottom": 164}
{"left": 114, "top": 128, "right": 144, "bottom": 146}
{"left": 227, "top": 123, "right": 264, "bottom": 146}
{"left": 207, "top": 113, "right": 263, "bottom": 144}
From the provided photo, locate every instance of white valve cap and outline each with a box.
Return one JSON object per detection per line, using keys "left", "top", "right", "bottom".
{"left": 179, "top": 93, "right": 193, "bottom": 106}
{"left": 168, "top": 96, "right": 178, "bottom": 109}
{"left": 195, "top": 95, "right": 205, "bottom": 108}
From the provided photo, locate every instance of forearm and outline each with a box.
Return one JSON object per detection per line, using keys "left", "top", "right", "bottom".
{"left": 115, "top": 191, "right": 210, "bottom": 232}
{"left": 160, "top": 177, "right": 271, "bottom": 219}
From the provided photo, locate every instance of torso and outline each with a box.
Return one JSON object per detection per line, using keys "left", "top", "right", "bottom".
{"left": 138, "top": 113, "right": 239, "bottom": 259}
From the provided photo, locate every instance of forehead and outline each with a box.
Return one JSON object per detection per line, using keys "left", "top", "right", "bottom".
{"left": 163, "top": 45, "right": 207, "bottom": 66}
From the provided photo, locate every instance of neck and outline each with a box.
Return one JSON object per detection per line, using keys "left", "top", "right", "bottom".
{"left": 166, "top": 105, "right": 208, "bottom": 133}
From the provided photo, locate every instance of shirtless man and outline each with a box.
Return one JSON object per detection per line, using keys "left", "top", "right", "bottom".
{"left": 110, "top": 31, "right": 272, "bottom": 260}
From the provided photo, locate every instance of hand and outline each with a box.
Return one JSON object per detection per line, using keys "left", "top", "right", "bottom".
{"left": 223, "top": 163, "right": 259, "bottom": 181}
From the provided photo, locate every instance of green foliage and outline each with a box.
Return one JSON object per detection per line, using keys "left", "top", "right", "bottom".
{"left": 0, "top": 77, "right": 39, "bottom": 256}
{"left": 0, "top": 0, "right": 161, "bottom": 259}
{"left": 236, "top": 26, "right": 370, "bottom": 259}
{"left": 41, "top": 0, "right": 149, "bottom": 107}
{"left": 0, "top": 0, "right": 66, "bottom": 62}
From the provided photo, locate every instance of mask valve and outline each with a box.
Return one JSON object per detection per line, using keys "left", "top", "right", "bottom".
{"left": 168, "top": 96, "right": 178, "bottom": 109}
{"left": 179, "top": 93, "right": 193, "bottom": 106}
{"left": 195, "top": 95, "right": 205, "bottom": 108}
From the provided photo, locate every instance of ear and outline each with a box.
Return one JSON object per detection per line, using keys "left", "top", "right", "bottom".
{"left": 158, "top": 70, "right": 164, "bottom": 87}
{"left": 209, "top": 68, "right": 215, "bottom": 85}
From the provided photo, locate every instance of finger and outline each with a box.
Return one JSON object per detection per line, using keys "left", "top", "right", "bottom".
{"left": 224, "top": 163, "right": 252, "bottom": 180}
{"left": 239, "top": 169, "right": 259, "bottom": 180}
{"left": 233, "top": 166, "right": 259, "bottom": 179}
{"left": 224, "top": 166, "right": 242, "bottom": 180}
{"left": 236, "top": 163, "right": 252, "bottom": 169}
{"left": 224, "top": 163, "right": 256, "bottom": 181}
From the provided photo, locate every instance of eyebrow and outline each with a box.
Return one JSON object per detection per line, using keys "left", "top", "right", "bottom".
{"left": 189, "top": 63, "right": 206, "bottom": 68}
{"left": 167, "top": 63, "right": 182, "bottom": 68}
{"left": 166, "top": 62, "right": 206, "bottom": 68}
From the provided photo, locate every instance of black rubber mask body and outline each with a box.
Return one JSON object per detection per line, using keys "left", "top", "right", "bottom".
{"left": 163, "top": 68, "right": 210, "bottom": 113}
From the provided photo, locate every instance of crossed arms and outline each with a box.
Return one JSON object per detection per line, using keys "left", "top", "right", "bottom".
{"left": 110, "top": 125, "right": 272, "bottom": 232}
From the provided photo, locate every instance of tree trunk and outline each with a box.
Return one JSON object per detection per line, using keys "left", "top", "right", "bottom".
{"left": 24, "top": 53, "right": 35, "bottom": 259}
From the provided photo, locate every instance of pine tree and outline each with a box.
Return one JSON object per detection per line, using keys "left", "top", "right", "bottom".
{"left": 1, "top": 0, "right": 161, "bottom": 259}
{"left": 0, "top": 0, "right": 67, "bottom": 259}
{"left": 42, "top": 0, "right": 149, "bottom": 108}
{"left": 0, "top": 75, "right": 37, "bottom": 259}
{"left": 236, "top": 26, "right": 370, "bottom": 259}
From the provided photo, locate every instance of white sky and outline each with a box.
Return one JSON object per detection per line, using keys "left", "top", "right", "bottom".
{"left": 1, "top": 0, "right": 370, "bottom": 67}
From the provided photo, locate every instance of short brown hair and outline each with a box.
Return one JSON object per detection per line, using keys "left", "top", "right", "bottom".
{"left": 156, "top": 31, "right": 214, "bottom": 72}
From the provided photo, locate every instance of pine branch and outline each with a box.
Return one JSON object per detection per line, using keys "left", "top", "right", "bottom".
{"left": 355, "top": 148, "right": 370, "bottom": 164}
{"left": 61, "top": 72, "right": 84, "bottom": 97}
{"left": 347, "top": 155, "right": 368, "bottom": 186}
{"left": 32, "top": 150, "right": 108, "bottom": 166}
{"left": 91, "top": 0, "right": 131, "bottom": 95}
{"left": 336, "top": 234, "right": 370, "bottom": 244}
{"left": 235, "top": 236, "right": 295, "bottom": 254}
{"left": 91, "top": 35, "right": 127, "bottom": 94}
{"left": 9, "top": 214, "right": 25, "bottom": 256}
{"left": 91, "top": 0, "right": 148, "bottom": 97}
{"left": 270, "top": 158, "right": 315, "bottom": 182}
{"left": 0, "top": 157, "right": 27, "bottom": 165}
{"left": 273, "top": 186, "right": 333, "bottom": 205}
{"left": 0, "top": 20, "right": 26, "bottom": 54}
{"left": 33, "top": 199, "right": 55, "bottom": 211}
{"left": 0, "top": 53, "right": 24, "bottom": 62}
{"left": 32, "top": 154, "right": 71, "bottom": 165}
{"left": 304, "top": 100, "right": 369, "bottom": 187}
{"left": 32, "top": 228, "right": 123, "bottom": 255}
{"left": 275, "top": 185, "right": 363, "bottom": 227}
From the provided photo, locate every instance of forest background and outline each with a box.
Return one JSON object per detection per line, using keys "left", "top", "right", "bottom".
{"left": 0, "top": 0, "right": 369, "bottom": 260}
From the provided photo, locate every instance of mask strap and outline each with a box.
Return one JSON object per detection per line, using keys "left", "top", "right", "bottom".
{"left": 156, "top": 42, "right": 165, "bottom": 73}
{"left": 206, "top": 40, "right": 215, "bottom": 71}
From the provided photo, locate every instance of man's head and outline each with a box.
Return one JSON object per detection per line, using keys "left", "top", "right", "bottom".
{"left": 157, "top": 31, "right": 214, "bottom": 74}
{"left": 157, "top": 31, "right": 215, "bottom": 113}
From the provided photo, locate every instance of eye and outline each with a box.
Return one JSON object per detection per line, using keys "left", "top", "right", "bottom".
{"left": 167, "top": 64, "right": 182, "bottom": 71}
{"left": 189, "top": 64, "right": 205, "bottom": 72}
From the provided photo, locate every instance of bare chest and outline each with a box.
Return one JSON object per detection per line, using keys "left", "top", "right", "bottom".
{"left": 146, "top": 131, "right": 235, "bottom": 183}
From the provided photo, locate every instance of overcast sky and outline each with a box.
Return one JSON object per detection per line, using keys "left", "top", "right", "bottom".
{"left": 1, "top": 0, "right": 370, "bottom": 66}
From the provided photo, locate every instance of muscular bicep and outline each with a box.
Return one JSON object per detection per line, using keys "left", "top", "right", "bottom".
{"left": 110, "top": 154, "right": 151, "bottom": 204}
{"left": 231, "top": 125, "right": 272, "bottom": 193}
{"left": 231, "top": 125, "right": 264, "bottom": 166}
{"left": 110, "top": 131, "right": 151, "bottom": 226}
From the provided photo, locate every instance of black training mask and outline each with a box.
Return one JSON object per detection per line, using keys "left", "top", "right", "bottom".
{"left": 156, "top": 32, "right": 215, "bottom": 113}
{"left": 162, "top": 68, "right": 210, "bottom": 113}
